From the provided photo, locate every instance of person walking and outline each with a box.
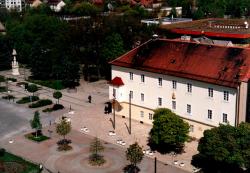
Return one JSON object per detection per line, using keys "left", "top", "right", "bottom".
{"left": 88, "top": 95, "right": 92, "bottom": 103}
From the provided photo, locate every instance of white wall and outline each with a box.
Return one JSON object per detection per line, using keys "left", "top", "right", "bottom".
{"left": 5, "top": 0, "right": 22, "bottom": 11}
{"left": 110, "top": 65, "right": 237, "bottom": 127}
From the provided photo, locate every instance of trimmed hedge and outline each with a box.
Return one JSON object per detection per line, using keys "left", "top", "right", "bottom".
{"left": 0, "top": 86, "right": 7, "bottom": 92}
{"left": 28, "top": 79, "right": 65, "bottom": 90}
{"left": 16, "top": 96, "right": 39, "bottom": 104}
{"left": 43, "top": 104, "right": 64, "bottom": 112}
{"left": 29, "top": 99, "right": 52, "bottom": 108}
{"left": 2, "top": 95, "right": 15, "bottom": 100}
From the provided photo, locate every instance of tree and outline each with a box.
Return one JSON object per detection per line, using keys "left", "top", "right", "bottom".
{"left": 53, "top": 91, "right": 62, "bottom": 104}
{"left": 0, "top": 75, "right": 5, "bottom": 86}
{"left": 126, "top": 142, "right": 144, "bottom": 168}
{"left": 27, "top": 84, "right": 38, "bottom": 96}
{"left": 89, "top": 137, "right": 105, "bottom": 166}
{"left": 56, "top": 119, "right": 71, "bottom": 140}
{"left": 30, "top": 111, "right": 42, "bottom": 138}
{"left": 0, "top": 35, "right": 12, "bottom": 71}
{"left": 192, "top": 123, "right": 250, "bottom": 173}
{"left": 8, "top": 14, "right": 80, "bottom": 87}
{"left": 149, "top": 108, "right": 189, "bottom": 153}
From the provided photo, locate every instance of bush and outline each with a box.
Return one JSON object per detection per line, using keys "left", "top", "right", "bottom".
{"left": 0, "top": 86, "right": 7, "bottom": 92}
{"left": 0, "top": 148, "right": 6, "bottom": 157}
{"left": 42, "top": 104, "right": 64, "bottom": 112}
{"left": 57, "top": 139, "right": 72, "bottom": 145}
{"left": 2, "top": 95, "right": 15, "bottom": 100}
{"left": 29, "top": 99, "right": 52, "bottom": 108}
{"left": 16, "top": 96, "right": 39, "bottom": 104}
{"left": 28, "top": 79, "right": 65, "bottom": 90}
{"left": 25, "top": 133, "right": 49, "bottom": 142}
{"left": 6, "top": 77, "right": 17, "bottom": 82}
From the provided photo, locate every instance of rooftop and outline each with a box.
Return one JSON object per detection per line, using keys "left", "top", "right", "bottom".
{"left": 160, "top": 18, "right": 250, "bottom": 39}
{"left": 110, "top": 39, "right": 250, "bottom": 88}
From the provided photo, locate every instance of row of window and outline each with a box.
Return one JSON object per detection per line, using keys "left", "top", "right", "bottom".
{"left": 140, "top": 110, "right": 228, "bottom": 123}
{"left": 129, "top": 72, "right": 230, "bottom": 101}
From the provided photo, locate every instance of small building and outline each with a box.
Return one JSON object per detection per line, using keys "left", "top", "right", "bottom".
{"left": 141, "top": 17, "right": 192, "bottom": 26}
{"left": 109, "top": 38, "right": 250, "bottom": 138}
{"left": 160, "top": 18, "right": 250, "bottom": 47}
{"left": 2, "top": 0, "right": 24, "bottom": 11}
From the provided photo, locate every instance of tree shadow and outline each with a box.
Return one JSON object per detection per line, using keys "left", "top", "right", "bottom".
{"left": 123, "top": 164, "right": 140, "bottom": 173}
{"left": 191, "top": 154, "right": 248, "bottom": 173}
{"left": 147, "top": 137, "right": 184, "bottom": 154}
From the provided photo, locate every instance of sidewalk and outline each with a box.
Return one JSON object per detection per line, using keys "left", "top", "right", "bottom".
{"left": 0, "top": 69, "right": 198, "bottom": 172}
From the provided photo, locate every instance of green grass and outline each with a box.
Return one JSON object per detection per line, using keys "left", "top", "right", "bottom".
{"left": 28, "top": 79, "right": 65, "bottom": 90}
{"left": 0, "top": 151, "right": 40, "bottom": 173}
{"left": 25, "top": 133, "right": 50, "bottom": 142}
{"left": 16, "top": 96, "right": 39, "bottom": 104}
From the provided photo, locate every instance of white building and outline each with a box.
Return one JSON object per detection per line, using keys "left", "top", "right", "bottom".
{"left": 109, "top": 39, "right": 250, "bottom": 138}
{"left": 4, "top": 0, "right": 23, "bottom": 11}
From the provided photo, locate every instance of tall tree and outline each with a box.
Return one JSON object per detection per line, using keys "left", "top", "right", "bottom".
{"left": 192, "top": 123, "right": 250, "bottom": 173}
{"left": 149, "top": 108, "right": 189, "bottom": 153}
{"left": 53, "top": 91, "right": 62, "bottom": 104}
{"left": 8, "top": 14, "right": 80, "bottom": 87}
{"left": 89, "top": 137, "right": 105, "bottom": 166}
{"left": 0, "top": 35, "right": 12, "bottom": 71}
{"left": 126, "top": 142, "right": 144, "bottom": 168}
{"left": 30, "top": 111, "right": 42, "bottom": 138}
{"left": 27, "top": 84, "right": 38, "bottom": 96}
{"left": 56, "top": 119, "right": 71, "bottom": 140}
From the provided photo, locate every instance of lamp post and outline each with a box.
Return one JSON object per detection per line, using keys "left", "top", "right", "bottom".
{"left": 129, "top": 92, "right": 131, "bottom": 134}
{"left": 113, "top": 97, "right": 116, "bottom": 130}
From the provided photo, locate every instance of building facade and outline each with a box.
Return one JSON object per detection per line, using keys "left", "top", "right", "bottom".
{"left": 109, "top": 39, "right": 250, "bottom": 138}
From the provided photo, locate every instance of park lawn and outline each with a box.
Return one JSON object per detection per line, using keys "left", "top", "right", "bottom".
{"left": 25, "top": 133, "right": 50, "bottom": 142}
{"left": 27, "top": 79, "right": 65, "bottom": 90}
{"left": 0, "top": 151, "right": 40, "bottom": 173}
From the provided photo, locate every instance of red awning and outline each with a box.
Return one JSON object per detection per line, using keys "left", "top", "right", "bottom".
{"left": 109, "top": 76, "right": 124, "bottom": 87}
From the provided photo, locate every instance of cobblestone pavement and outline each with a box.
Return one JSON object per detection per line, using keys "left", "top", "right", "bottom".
{"left": 0, "top": 69, "right": 199, "bottom": 172}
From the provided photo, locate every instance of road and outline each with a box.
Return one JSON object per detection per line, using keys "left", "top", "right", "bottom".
{"left": 0, "top": 100, "right": 56, "bottom": 140}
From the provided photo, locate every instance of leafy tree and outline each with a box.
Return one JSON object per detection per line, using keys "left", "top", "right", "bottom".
{"left": 69, "top": 2, "right": 100, "bottom": 16}
{"left": 89, "top": 137, "right": 105, "bottom": 166}
{"left": 27, "top": 84, "right": 38, "bottom": 96}
{"left": 56, "top": 119, "right": 71, "bottom": 140}
{"left": 8, "top": 14, "right": 80, "bottom": 87}
{"left": 53, "top": 91, "right": 62, "bottom": 104}
{"left": 192, "top": 123, "right": 250, "bottom": 173}
{"left": 126, "top": 142, "right": 144, "bottom": 168}
{"left": 0, "top": 35, "right": 12, "bottom": 71}
{"left": 149, "top": 108, "right": 189, "bottom": 153}
{"left": 30, "top": 111, "right": 42, "bottom": 138}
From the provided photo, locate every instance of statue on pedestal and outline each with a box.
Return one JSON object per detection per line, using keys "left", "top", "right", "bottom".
{"left": 12, "top": 49, "right": 20, "bottom": 76}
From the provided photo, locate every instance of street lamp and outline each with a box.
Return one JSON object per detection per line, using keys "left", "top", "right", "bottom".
{"left": 129, "top": 92, "right": 132, "bottom": 134}
{"left": 112, "top": 97, "right": 116, "bottom": 130}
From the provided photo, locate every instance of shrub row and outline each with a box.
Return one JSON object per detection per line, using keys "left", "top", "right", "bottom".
{"left": 0, "top": 86, "right": 7, "bottom": 92}
{"left": 2, "top": 95, "right": 15, "bottom": 100}
{"left": 6, "top": 77, "right": 17, "bottom": 82}
{"left": 16, "top": 96, "right": 39, "bottom": 104}
{"left": 28, "top": 79, "right": 65, "bottom": 90}
{"left": 29, "top": 99, "right": 52, "bottom": 108}
{"left": 42, "top": 104, "right": 64, "bottom": 112}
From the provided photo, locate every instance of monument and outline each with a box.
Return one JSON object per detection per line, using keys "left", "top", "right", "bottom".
{"left": 12, "top": 49, "right": 20, "bottom": 76}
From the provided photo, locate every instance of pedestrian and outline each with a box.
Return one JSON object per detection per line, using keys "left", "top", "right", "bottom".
{"left": 88, "top": 95, "right": 92, "bottom": 103}
{"left": 104, "top": 106, "right": 108, "bottom": 114}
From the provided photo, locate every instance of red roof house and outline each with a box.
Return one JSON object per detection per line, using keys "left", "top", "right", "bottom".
{"left": 110, "top": 39, "right": 250, "bottom": 88}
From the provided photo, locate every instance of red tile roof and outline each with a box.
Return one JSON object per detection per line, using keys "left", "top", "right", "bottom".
{"left": 110, "top": 39, "right": 250, "bottom": 88}
{"left": 109, "top": 76, "right": 124, "bottom": 87}
{"left": 160, "top": 18, "right": 250, "bottom": 39}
